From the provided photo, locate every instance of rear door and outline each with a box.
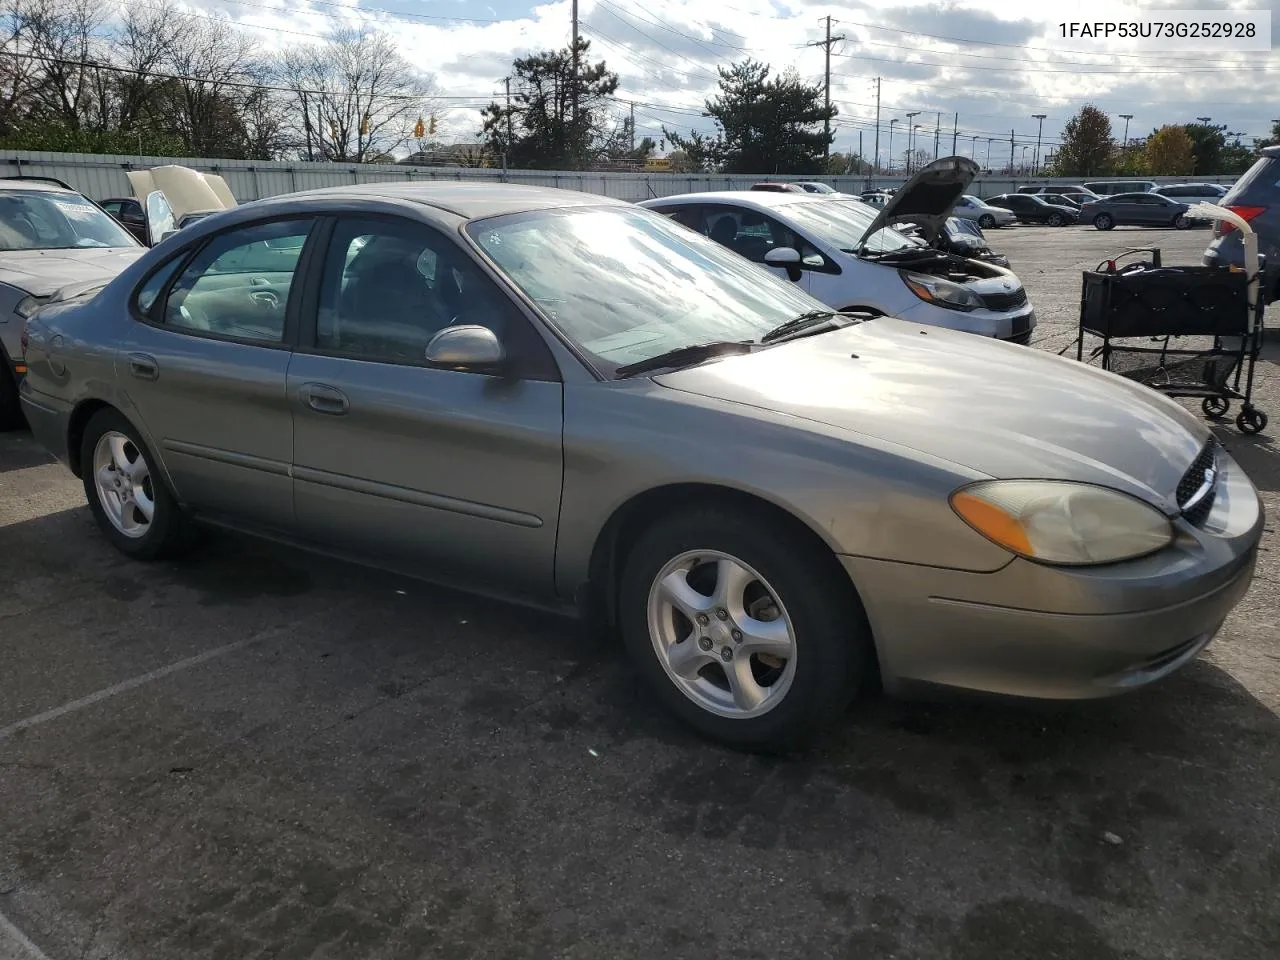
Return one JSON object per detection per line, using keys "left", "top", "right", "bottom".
{"left": 121, "top": 216, "right": 316, "bottom": 531}
{"left": 286, "top": 214, "right": 565, "bottom": 596}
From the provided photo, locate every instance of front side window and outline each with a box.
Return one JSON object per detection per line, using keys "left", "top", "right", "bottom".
{"left": 794, "top": 199, "right": 916, "bottom": 254}
{"left": 699, "top": 204, "right": 827, "bottom": 266}
{"left": 0, "top": 189, "right": 138, "bottom": 250}
{"left": 316, "top": 216, "right": 531, "bottom": 368}
{"left": 468, "top": 205, "right": 830, "bottom": 376}
{"left": 161, "top": 218, "right": 314, "bottom": 343}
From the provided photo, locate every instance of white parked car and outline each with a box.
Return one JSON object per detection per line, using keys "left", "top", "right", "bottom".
{"left": 951, "top": 194, "right": 1016, "bottom": 228}
{"left": 641, "top": 157, "right": 1035, "bottom": 344}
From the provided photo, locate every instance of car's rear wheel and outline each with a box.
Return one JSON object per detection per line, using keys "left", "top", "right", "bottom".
{"left": 1047, "top": 212, "right": 1064, "bottom": 227}
{"left": 1093, "top": 213, "right": 1114, "bottom": 230}
{"left": 978, "top": 214, "right": 996, "bottom": 229}
{"left": 619, "top": 505, "right": 868, "bottom": 752}
{"left": 80, "top": 409, "right": 192, "bottom": 560}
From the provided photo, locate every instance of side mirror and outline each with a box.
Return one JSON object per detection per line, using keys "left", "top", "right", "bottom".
{"left": 158, "top": 229, "right": 178, "bottom": 243}
{"left": 425, "top": 324, "right": 505, "bottom": 370}
{"left": 764, "top": 246, "right": 802, "bottom": 266}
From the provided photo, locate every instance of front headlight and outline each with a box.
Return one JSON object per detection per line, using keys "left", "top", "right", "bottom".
{"left": 950, "top": 480, "right": 1174, "bottom": 566}
{"left": 899, "top": 270, "right": 983, "bottom": 311}
{"left": 14, "top": 295, "right": 49, "bottom": 319}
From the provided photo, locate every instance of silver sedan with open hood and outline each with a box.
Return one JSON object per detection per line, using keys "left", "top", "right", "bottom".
{"left": 18, "top": 182, "right": 1262, "bottom": 751}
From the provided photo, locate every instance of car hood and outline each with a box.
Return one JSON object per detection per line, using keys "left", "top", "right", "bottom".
{"left": 654, "top": 320, "right": 1206, "bottom": 508}
{"left": 0, "top": 247, "right": 146, "bottom": 297}
{"left": 856, "top": 156, "right": 978, "bottom": 247}
{"left": 127, "top": 165, "right": 236, "bottom": 223}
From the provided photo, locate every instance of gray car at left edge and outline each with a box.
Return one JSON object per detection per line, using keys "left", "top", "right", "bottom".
{"left": 18, "top": 182, "right": 1264, "bottom": 752}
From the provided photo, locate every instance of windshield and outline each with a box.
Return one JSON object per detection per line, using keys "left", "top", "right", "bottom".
{"left": 0, "top": 190, "right": 138, "bottom": 250}
{"left": 468, "top": 205, "right": 829, "bottom": 376}
{"left": 809, "top": 198, "right": 916, "bottom": 253}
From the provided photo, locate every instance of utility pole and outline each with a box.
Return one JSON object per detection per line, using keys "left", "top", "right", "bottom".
{"left": 933, "top": 111, "right": 941, "bottom": 159}
{"left": 888, "top": 118, "right": 899, "bottom": 173}
{"left": 951, "top": 113, "right": 958, "bottom": 154}
{"left": 505, "top": 77, "right": 514, "bottom": 145}
{"left": 986, "top": 138, "right": 994, "bottom": 170}
{"left": 629, "top": 100, "right": 635, "bottom": 152}
{"left": 1009, "top": 129, "right": 1015, "bottom": 175}
{"left": 571, "top": 0, "right": 580, "bottom": 141}
{"left": 971, "top": 133, "right": 979, "bottom": 164}
{"left": 806, "top": 16, "right": 847, "bottom": 165}
{"left": 873, "top": 77, "right": 881, "bottom": 174}
{"left": 858, "top": 130, "right": 863, "bottom": 175}
{"left": 1031, "top": 114, "right": 1046, "bottom": 174}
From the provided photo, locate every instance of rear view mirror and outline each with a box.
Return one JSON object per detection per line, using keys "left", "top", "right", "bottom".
{"left": 764, "top": 246, "right": 802, "bottom": 265}
{"left": 425, "top": 325, "right": 505, "bottom": 369}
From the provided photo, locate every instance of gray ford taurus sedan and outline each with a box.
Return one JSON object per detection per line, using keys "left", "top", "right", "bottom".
{"left": 18, "top": 183, "right": 1263, "bottom": 751}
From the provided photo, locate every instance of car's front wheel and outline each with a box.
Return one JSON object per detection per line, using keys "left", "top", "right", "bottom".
{"left": 1093, "top": 213, "right": 1115, "bottom": 230}
{"left": 619, "top": 505, "right": 868, "bottom": 752}
{"left": 1047, "top": 212, "right": 1064, "bottom": 227}
{"left": 978, "top": 214, "right": 996, "bottom": 229}
{"left": 1174, "top": 214, "right": 1192, "bottom": 230}
{"left": 80, "top": 409, "right": 192, "bottom": 560}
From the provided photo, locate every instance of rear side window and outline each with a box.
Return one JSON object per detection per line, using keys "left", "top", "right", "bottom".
{"left": 134, "top": 258, "right": 184, "bottom": 317}
{"left": 1225, "top": 157, "right": 1280, "bottom": 200}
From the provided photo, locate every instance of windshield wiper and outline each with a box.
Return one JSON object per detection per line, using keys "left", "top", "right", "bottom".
{"left": 614, "top": 340, "right": 754, "bottom": 378}
{"left": 759, "top": 310, "right": 844, "bottom": 344}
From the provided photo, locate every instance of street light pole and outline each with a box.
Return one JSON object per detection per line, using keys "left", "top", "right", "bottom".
{"left": 904, "top": 111, "right": 920, "bottom": 173}
{"left": 888, "top": 118, "right": 899, "bottom": 173}
{"left": 985, "top": 138, "right": 994, "bottom": 170}
{"left": 971, "top": 133, "right": 979, "bottom": 166}
{"left": 1031, "top": 114, "right": 1046, "bottom": 174}
{"left": 1021, "top": 145, "right": 1030, "bottom": 174}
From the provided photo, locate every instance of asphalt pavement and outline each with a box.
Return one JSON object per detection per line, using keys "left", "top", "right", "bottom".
{"left": 1, "top": 224, "right": 1278, "bottom": 960}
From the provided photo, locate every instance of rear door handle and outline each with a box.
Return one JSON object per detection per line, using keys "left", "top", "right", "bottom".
{"left": 128, "top": 353, "right": 158, "bottom": 381}
{"left": 301, "top": 382, "right": 349, "bottom": 416}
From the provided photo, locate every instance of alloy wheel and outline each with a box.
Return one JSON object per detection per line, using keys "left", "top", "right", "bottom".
{"left": 93, "top": 431, "right": 155, "bottom": 539}
{"left": 646, "top": 549, "right": 797, "bottom": 718}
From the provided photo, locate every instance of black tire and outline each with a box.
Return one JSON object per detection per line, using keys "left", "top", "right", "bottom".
{"left": 1202, "top": 397, "right": 1230, "bottom": 419}
{"left": 618, "top": 505, "right": 869, "bottom": 753}
{"left": 0, "top": 347, "right": 25, "bottom": 431}
{"left": 1047, "top": 212, "right": 1064, "bottom": 227}
{"left": 1093, "top": 213, "right": 1114, "bottom": 231}
{"left": 79, "top": 408, "right": 193, "bottom": 560}
{"left": 1237, "top": 408, "right": 1268, "bottom": 435}
{"left": 1174, "top": 214, "right": 1192, "bottom": 230}
{"left": 978, "top": 214, "right": 996, "bottom": 229}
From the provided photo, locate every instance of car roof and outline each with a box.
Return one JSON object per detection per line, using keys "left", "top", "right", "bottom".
{"left": 643, "top": 190, "right": 830, "bottom": 210}
{"left": 0, "top": 177, "right": 78, "bottom": 194}
{"left": 246, "top": 182, "right": 628, "bottom": 220}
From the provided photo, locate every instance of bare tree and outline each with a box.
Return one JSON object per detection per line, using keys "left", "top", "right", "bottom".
{"left": 9, "top": 0, "right": 105, "bottom": 131}
{"left": 114, "top": 0, "right": 181, "bottom": 133}
{"left": 277, "top": 30, "right": 436, "bottom": 162}
{"left": 160, "top": 16, "right": 266, "bottom": 157}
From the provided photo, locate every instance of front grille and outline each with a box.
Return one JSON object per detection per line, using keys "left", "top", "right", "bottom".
{"left": 981, "top": 288, "right": 1029, "bottom": 311}
{"left": 1176, "top": 441, "right": 1219, "bottom": 527}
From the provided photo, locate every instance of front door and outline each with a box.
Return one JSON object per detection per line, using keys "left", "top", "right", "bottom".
{"left": 287, "top": 215, "right": 564, "bottom": 597}
{"left": 697, "top": 205, "right": 814, "bottom": 291}
{"left": 121, "top": 217, "right": 315, "bottom": 531}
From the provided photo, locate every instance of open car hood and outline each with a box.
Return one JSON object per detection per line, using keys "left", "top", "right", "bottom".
{"left": 126, "top": 165, "right": 236, "bottom": 224}
{"left": 855, "top": 156, "right": 978, "bottom": 247}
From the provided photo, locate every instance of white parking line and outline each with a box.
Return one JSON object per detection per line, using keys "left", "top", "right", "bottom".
{"left": 0, "top": 908, "right": 51, "bottom": 960}
{"left": 0, "top": 631, "right": 275, "bottom": 743}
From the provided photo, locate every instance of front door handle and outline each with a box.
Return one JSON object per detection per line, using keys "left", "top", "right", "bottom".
{"left": 300, "top": 382, "right": 349, "bottom": 416}
{"left": 128, "top": 353, "right": 158, "bottom": 381}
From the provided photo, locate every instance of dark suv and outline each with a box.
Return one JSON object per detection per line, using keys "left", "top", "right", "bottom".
{"left": 985, "top": 193, "right": 1079, "bottom": 226}
{"left": 1203, "top": 145, "right": 1280, "bottom": 303}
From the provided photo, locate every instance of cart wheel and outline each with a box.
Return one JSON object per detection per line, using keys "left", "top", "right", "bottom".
{"left": 1237, "top": 408, "right": 1268, "bottom": 435}
{"left": 1202, "top": 397, "right": 1230, "bottom": 419}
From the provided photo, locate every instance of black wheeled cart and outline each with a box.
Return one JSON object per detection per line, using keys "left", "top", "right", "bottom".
{"left": 1075, "top": 247, "right": 1268, "bottom": 434}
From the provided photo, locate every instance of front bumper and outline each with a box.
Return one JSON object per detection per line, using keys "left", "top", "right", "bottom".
{"left": 896, "top": 300, "right": 1036, "bottom": 342}
{"left": 843, "top": 453, "right": 1263, "bottom": 700}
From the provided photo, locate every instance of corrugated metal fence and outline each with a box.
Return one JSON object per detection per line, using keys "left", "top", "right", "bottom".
{"left": 0, "top": 150, "right": 1238, "bottom": 203}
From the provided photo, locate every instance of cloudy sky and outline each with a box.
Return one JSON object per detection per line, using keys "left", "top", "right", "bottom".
{"left": 191, "top": 0, "right": 1279, "bottom": 167}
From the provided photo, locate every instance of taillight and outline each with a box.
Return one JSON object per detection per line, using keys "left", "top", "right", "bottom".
{"left": 1220, "top": 205, "right": 1266, "bottom": 235}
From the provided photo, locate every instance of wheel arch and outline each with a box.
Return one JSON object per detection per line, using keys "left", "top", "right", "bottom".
{"left": 66, "top": 398, "right": 117, "bottom": 478}
{"left": 584, "top": 483, "right": 875, "bottom": 670}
